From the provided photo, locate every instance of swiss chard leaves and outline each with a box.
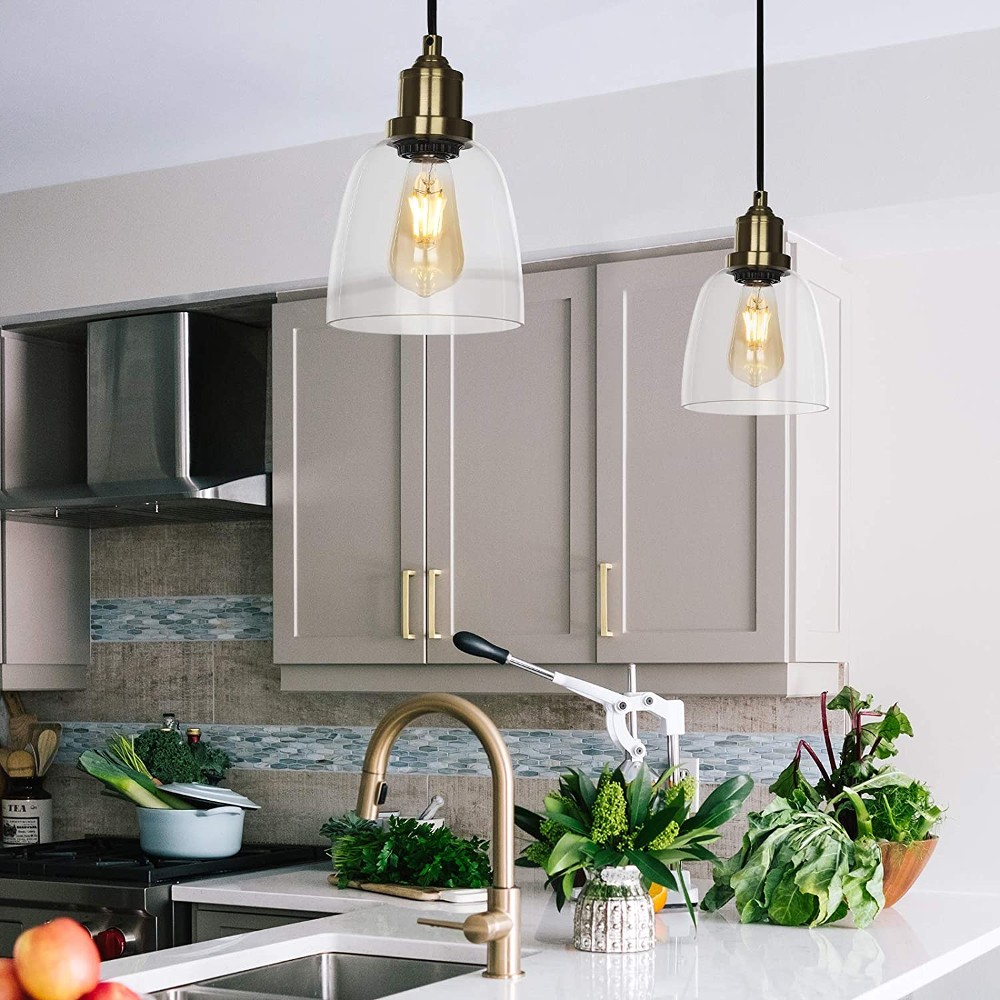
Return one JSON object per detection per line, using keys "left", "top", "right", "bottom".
{"left": 769, "top": 760, "right": 822, "bottom": 804}
{"left": 707, "top": 686, "right": 939, "bottom": 930}
{"left": 826, "top": 686, "right": 871, "bottom": 714}
{"left": 701, "top": 797, "right": 885, "bottom": 929}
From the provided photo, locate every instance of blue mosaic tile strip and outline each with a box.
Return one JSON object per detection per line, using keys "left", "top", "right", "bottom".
{"left": 91, "top": 596, "right": 272, "bottom": 642}
{"left": 56, "top": 724, "right": 821, "bottom": 783}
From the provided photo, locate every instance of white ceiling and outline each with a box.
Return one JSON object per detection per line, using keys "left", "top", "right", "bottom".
{"left": 2, "top": 0, "right": 1000, "bottom": 194}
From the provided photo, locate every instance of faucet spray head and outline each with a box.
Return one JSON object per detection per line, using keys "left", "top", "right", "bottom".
{"left": 356, "top": 771, "right": 388, "bottom": 820}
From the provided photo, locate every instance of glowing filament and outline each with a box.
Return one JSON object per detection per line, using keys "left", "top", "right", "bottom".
{"left": 728, "top": 285, "right": 785, "bottom": 388}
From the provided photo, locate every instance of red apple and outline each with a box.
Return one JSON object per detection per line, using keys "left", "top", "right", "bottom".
{"left": 79, "top": 984, "right": 142, "bottom": 1000}
{"left": 12, "top": 918, "right": 100, "bottom": 1000}
{"left": 0, "top": 959, "right": 29, "bottom": 1000}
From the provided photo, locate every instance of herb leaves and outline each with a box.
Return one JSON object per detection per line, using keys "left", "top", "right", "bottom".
{"left": 321, "top": 814, "right": 492, "bottom": 890}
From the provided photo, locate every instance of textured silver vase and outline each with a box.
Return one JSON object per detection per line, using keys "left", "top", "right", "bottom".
{"left": 573, "top": 866, "right": 655, "bottom": 953}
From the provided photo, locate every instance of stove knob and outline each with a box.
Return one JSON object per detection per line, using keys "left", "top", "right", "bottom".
{"left": 92, "top": 927, "right": 128, "bottom": 961}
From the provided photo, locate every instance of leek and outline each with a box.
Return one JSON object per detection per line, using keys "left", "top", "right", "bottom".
{"left": 77, "top": 750, "right": 193, "bottom": 810}
{"left": 107, "top": 733, "right": 155, "bottom": 781}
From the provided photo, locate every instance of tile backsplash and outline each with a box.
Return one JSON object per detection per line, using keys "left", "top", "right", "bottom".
{"left": 91, "top": 595, "right": 273, "bottom": 642}
{"left": 57, "top": 722, "right": 822, "bottom": 784}
{"left": 25, "top": 521, "right": 825, "bottom": 846}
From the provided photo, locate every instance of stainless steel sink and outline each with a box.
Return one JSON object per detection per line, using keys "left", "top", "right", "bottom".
{"left": 153, "top": 953, "right": 481, "bottom": 1000}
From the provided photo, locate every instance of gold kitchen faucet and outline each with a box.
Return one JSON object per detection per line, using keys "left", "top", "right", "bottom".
{"left": 355, "top": 693, "right": 523, "bottom": 980}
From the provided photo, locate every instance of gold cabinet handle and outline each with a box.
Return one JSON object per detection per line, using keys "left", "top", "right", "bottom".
{"left": 401, "top": 570, "right": 416, "bottom": 640}
{"left": 599, "top": 562, "right": 614, "bottom": 637}
{"left": 428, "top": 569, "right": 442, "bottom": 639}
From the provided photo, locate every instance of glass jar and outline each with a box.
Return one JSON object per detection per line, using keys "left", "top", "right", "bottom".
{"left": 573, "top": 865, "right": 655, "bottom": 953}
{"left": 2, "top": 777, "right": 53, "bottom": 847}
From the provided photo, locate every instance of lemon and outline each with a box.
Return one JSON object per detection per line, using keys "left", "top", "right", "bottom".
{"left": 649, "top": 882, "right": 668, "bottom": 912}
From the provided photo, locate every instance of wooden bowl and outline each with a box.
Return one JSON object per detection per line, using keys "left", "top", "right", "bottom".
{"left": 880, "top": 837, "right": 937, "bottom": 908}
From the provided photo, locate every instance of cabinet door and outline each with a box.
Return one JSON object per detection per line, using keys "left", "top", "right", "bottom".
{"left": 596, "top": 252, "right": 787, "bottom": 663}
{"left": 1, "top": 333, "right": 90, "bottom": 690}
{"left": 272, "top": 297, "right": 426, "bottom": 664}
{"left": 425, "top": 268, "right": 597, "bottom": 664}
{"left": 192, "top": 905, "right": 318, "bottom": 943}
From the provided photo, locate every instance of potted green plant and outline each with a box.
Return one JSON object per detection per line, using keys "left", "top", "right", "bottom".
{"left": 702, "top": 686, "right": 943, "bottom": 928}
{"left": 515, "top": 765, "right": 752, "bottom": 951}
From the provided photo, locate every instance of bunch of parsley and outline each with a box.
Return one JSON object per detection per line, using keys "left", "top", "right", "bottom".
{"left": 321, "top": 814, "right": 492, "bottom": 890}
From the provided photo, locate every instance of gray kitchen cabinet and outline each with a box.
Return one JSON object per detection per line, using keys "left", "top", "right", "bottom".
{"left": 425, "top": 267, "right": 596, "bottom": 664}
{"left": 276, "top": 242, "right": 847, "bottom": 693}
{"left": 272, "top": 299, "right": 426, "bottom": 664}
{"left": 274, "top": 268, "right": 597, "bottom": 671}
{"left": 190, "top": 903, "right": 321, "bottom": 943}
{"left": 0, "top": 332, "right": 89, "bottom": 690}
{"left": 595, "top": 243, "right": 848, "bottom": 673}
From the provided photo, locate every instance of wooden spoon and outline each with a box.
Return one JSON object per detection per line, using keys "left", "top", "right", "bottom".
{"left": 6, "top": 749, "right": 35, "bottom": 779}
{"left": 3, "top": 693, "right": 37, "bottom": 751}
{"left": 35, "top": 728, "right": 60, "bottom": 776}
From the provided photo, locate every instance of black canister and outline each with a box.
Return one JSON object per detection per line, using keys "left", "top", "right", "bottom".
{"left": 2, "top": 777, "right": 54, "bottom": 847}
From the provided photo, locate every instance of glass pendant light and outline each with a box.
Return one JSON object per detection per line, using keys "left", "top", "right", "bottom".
{"left": 327, "top": 0, "right": 523, "bottom": 335}
{"left": 682, "top": 0, "right": 828, "bottom": 414}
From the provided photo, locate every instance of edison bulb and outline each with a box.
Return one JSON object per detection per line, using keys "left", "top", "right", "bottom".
{"left": 388, "top": 158, "right": 464, "bottom": 298}
{"left": 727, "top": 283, "right": 785, "bottom": 388}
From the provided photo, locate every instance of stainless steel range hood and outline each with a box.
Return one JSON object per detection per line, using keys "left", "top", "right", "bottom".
{"left": 0, "top": 312, "right": 270, "bottom": 527}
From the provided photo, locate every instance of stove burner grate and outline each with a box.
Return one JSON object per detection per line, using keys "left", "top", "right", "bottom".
{"left": 0, "top": 837, "right": 323, "bottom": 885}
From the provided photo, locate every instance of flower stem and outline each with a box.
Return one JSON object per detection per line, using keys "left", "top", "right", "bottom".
{"left": 796, "top": 739, "right": 831, "bottom": 787}
{"left": 855, "top": 710, "right": 883, "bottom": 760}
{"left": 820, "top": 691, "right": 837, "bottom": 772}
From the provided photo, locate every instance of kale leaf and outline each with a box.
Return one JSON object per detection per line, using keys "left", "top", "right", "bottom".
{"left": 133, "top": 728, "right": 233, "bottom": 786}
{"left": 190, "top": 742, "right": 233, "bottom": 786}
{"left": 134, "top": 729, "right": 200, "bottom": 784}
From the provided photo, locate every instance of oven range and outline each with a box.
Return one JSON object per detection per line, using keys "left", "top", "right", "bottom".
{"left": 0, "top": 837, "right": 324, "bottom": 958}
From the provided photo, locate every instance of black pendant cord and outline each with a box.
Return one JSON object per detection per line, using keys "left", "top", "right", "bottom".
{"left": 756, "top": 0, "right": 765, "bottom": 192}
{"left": 428, "top": 0, "right": 437, "bottom": 36}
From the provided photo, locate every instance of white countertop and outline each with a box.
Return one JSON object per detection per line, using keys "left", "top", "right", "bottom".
{"left": 105, "top": 863, "right": 1000, "bottom": 1000}
{"left": 172, "top": 862, "right": 382, "bottom": 913}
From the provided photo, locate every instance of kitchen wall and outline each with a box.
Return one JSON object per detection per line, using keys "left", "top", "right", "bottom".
{"left": 847, "top": 247, "right": 1000, "bottom": 997}
{"left": 26, "top": 520, "right": 822, "bottom": 864}
{"left": 3, "top": 29, "right": 1000, "bottom": 320}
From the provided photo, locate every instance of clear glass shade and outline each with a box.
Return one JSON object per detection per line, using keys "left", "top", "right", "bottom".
{"left": 327, "top": 139, "right": 523, "bottom": 335}
{"left": 681, "top": 269, "right": 828, "bottom": 415}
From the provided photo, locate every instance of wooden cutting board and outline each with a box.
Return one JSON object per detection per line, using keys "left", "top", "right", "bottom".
{"left": 328, "top": 875, "right": 487, "bottom": 903}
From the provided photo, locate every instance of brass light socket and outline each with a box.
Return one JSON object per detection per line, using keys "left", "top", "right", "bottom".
{"left": 726, "top": 190, "right": 791, "bottom": 283}
{"left": 387, "top": 34, "right": 473, "bottom": 154}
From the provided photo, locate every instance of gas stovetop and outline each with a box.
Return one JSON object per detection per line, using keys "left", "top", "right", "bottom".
{"left": 0, "top": 837, "right": 324, "bottom": 886}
